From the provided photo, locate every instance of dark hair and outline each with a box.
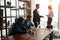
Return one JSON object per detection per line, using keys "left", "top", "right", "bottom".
{"left": 27, "top": 15, "right": 31, "bottom": 18}
{"left": 36, "top": 4, "right": 39, "bottom": 6}
{"left": 15, "top": 17, "right": 24, "bottom": 24}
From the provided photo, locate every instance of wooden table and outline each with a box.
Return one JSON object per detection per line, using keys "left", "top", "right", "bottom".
{"left": 7, "top": 28, "right": 53, "bottom": 40}
{"left": 33, "top": 28, "right": 53, "bottom": 40}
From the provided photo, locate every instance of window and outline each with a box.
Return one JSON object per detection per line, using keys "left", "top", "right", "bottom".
{"left": 1, "top": 0, "right": 26, "bottom": 26}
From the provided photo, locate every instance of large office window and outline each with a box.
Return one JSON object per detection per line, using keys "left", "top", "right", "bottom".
{"left": 0, "top": 0, "right": 25, "bottom": 26}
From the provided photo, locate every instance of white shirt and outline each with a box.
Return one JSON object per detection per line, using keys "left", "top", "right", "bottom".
{"left": 48, "top": 10, "right": 54, "bottom": 18}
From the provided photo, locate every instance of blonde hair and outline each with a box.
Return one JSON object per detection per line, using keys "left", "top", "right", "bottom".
{"left": 48, "top": 5, "right": 52, "bottom": 10}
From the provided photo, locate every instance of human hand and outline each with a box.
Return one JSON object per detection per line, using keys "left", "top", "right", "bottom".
{"left": 28, "top": 29, "right": 35, "bottom": 35}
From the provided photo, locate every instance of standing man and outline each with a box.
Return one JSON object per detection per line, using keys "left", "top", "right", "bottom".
{"left": 33, "top": 4, "right": 43, "bottom": 28}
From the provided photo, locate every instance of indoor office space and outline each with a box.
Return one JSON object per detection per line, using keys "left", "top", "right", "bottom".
{"left": 0, "top": 0, "right": 60, "bottom": 40}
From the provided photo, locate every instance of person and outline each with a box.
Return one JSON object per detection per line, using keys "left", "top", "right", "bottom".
{"left": 46, "top": 5, "right": 54, "bottom": 26}
{"left": 33, "top": 4, "right": 43, "bottom": 28}
{"left": 9, "top": 17, "right": 28, "bottom": 36}
{"left": 46, "top": 5, "right": 54, "bottom": 40}
{"left": 23, "top": 15, "right": 35, "bottom": 34}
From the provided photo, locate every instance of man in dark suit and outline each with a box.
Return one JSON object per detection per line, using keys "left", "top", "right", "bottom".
{"left": 33, "top": 4, "right": 43, "bottom": 28}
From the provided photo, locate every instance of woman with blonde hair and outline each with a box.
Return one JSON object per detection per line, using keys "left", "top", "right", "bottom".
{"left": 47, "top": 5, "right": 54, "bottom": 26}
{"left": 46, "top": 5, "right": 54, "bottom": 40}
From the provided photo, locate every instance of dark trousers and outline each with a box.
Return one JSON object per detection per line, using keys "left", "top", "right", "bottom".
{"left": 34, "top": 22, "right": 40, "bottom": 28}
{"left": 34, "top": 22, "right": 38, "bottom": 28}
{"left": 47, "top": 17, "right": 52, "bottom": 26}
{"left": 49, "top": 32, "right": 53, "bottom": 40}
{"left": 46, "top": 17, "right": 53, "bottom": 40}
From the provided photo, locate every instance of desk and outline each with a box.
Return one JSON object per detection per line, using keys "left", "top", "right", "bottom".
{"left": 33, "top": 28, "right": 53, "bottom": 40}
{"left": 8, "top": 28, "right": 53, "bottom": 40}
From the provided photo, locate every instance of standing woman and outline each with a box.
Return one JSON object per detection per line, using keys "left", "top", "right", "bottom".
{"left": 47, "top": 5, "right": 54, "bottom": 27}
{"left": 46, "top": 5, "right": 54, "bottom": 40}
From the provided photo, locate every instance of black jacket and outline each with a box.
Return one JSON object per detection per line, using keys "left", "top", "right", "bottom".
{"left": 33, "top": 9, "right": 40, "bottom": 22}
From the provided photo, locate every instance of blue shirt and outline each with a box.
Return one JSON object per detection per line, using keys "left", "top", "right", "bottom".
{"left": 23, "top": 20, "right": 34, "bottom": 30}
